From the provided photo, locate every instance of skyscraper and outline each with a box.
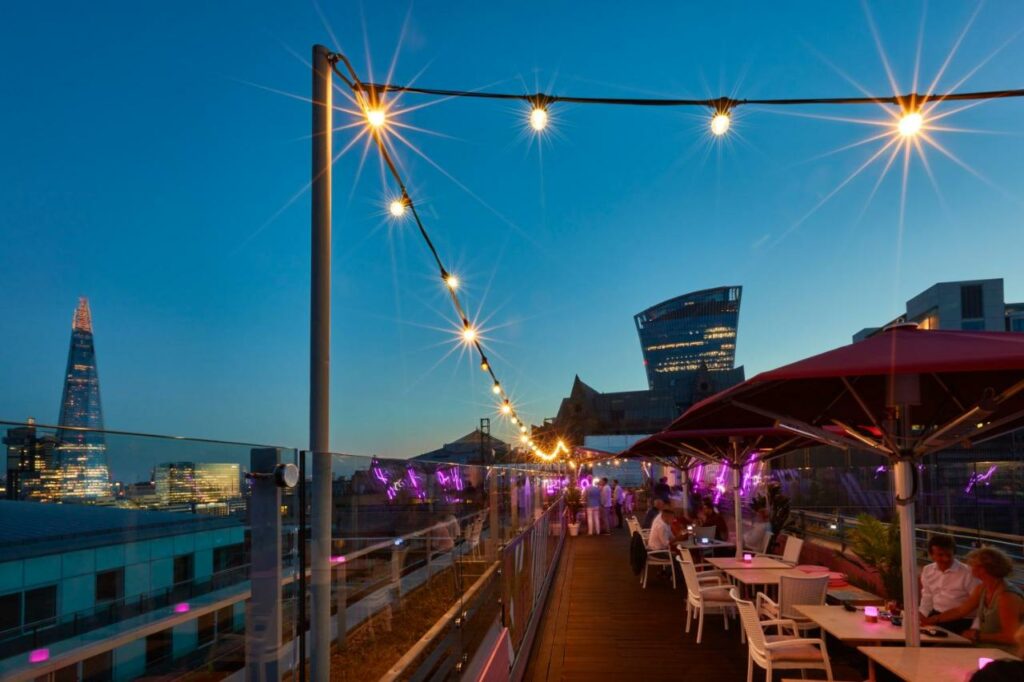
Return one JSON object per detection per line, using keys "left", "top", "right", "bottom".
{"left": 634, "top": 286, "right": 743, "bottom": 392}
{"left": 56, "top": 297, "right": 111, "bottom": 501}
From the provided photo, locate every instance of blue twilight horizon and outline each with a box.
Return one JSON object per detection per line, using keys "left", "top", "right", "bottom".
{"left": 1, "top": 1, "right": 1023, "bottom": 461}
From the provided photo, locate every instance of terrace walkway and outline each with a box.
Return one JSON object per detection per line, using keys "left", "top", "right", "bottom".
{"left": 524, "top": 529, "right": 863, "bottom": 682}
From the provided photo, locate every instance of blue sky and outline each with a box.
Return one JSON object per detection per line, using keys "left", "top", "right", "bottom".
{"left": 2, "top": 1, "right": 1023, "bottom": 467}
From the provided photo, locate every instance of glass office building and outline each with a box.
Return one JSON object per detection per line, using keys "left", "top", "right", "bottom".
{"left": 634, "top": 286, "right": 742, "bottom": 392}
{"left": 55, "top": 297, "right": 112, "bottom": 501}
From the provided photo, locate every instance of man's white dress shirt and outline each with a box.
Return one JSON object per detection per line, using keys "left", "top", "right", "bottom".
{"left": 919, "top": 559, "right": 978, "bottom": 616}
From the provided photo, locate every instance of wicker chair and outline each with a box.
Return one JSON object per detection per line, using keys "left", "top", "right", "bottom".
{"left": 757, "top": 573, "right": 830, "bottom": 636}
{"left": 641, "top": 531, "right": 676, "bottom": 590}
{"left": 760, "top": 535, "right": 804, "bottom": 565}
{"left": 731, "top": 588, "right": 833, "bottom": 682}
{"left": 679, "top": 554, "right": 736, "bottom": 643}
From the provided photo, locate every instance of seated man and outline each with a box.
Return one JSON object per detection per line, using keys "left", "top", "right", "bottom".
{"left": 919, "top": 533, "right": 978, "bottom": 633}
{"left": 648, "top": 506, "right": 685, "bottom": 552}
{"left": 641, "top": 496, "right": 666, "bottom": 529}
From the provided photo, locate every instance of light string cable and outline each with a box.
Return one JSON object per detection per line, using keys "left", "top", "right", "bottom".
{"left": 331, "top": 54, "right": 562, "bottom": 462}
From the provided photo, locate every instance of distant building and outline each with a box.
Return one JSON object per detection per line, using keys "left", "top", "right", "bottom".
{"left": 55, "top": 297, "right": 112, "bottom": 501}
{"left": 412, "top": 429, "right": 512, "bottom": 465}
{"left": 3, "top": 418, "right": 61, "bottom": 501}
{"left": 153, "top": 462, "right": 242, "bottom": 510}
{"left": 634, "top": 286, "right": 744, "bottom": 392}
{"left": 854, "top": 278, "right": 1022, "bottom": 341}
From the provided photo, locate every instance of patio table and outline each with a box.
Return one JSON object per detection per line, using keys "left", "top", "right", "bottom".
{"left": 858, "top": 646, "right": 1019, "bottom": 682}
{"left": 795, "top": 605, "right": 970, "bottom": 645}
{"left": 708, "top": 556, "right": 790, "bottom": 570}
{"left": 678, "top": 538, "right": 733, "bottom": 550}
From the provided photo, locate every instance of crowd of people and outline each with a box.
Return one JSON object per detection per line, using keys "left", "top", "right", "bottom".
{"left": 583, "top": 477, "right": 632, "bottom": 535}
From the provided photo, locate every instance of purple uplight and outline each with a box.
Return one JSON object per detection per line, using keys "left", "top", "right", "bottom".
{"left": 28, "top": 649, "right": 49, "bottom": 663}
{"left": 965, "top": 465, "right": 998, "bottom": 494}
{"left": 174, "top": 602, "right": 190, "bottom": 613}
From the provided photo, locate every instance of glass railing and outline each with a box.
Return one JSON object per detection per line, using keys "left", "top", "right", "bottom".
{"left": 0, "top": 420, "right": 569, "bottom": 681}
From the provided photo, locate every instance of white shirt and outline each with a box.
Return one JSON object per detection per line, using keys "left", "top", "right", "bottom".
{"left": 600, "top": 485, "right": 612, "bottom": 507}
{"left": 648, "top": 515, "right": 674, "bottom": 551}
{"left": 743, "top": 520, "right": 770, "bottom": 551}
{"left": 919, "top": 559, "right": 978, "bottom": 616}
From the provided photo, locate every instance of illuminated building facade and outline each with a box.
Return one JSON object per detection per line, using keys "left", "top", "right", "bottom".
{"left": 3, "top": 419, "right": 62, "bottom": 501}
{"left": 154, "top": 462, "right": 242, "bottom": 508}
{"left": 56, "top": 298, "right": 112, "bottom": 502}
{"left": 634, "top": 286, "right": 744, "bottom": 391}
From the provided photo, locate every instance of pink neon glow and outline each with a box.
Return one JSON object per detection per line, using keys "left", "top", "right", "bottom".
{"left": 864, "top": 606, "right": 879, "bottom": 621}
{"left": 330, "top": 555, "right": 346, "bottom": 564}
{"left": 173, "top": 602, "right": 190, "bottom": 613}
{"left": 29, "top": 649, "right": 49, "bottom": 663}
{"left": 978, "top": 657, "right": 994, "bottom": 670}
{"left": 743, "top": 553, "right": 753, "bottom": 562}
{"left": 965, "top": 465, "right": 998, "bottom": 494}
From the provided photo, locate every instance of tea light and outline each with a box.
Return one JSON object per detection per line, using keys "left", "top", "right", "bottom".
{"left": 743, "top": 553, "right": 753, "bottom": 563}
{"left": 864, "top": 606, "right": 879, "bottom": 623}
{"left": 978, "top": 658, "right": 994, "bottom": 670}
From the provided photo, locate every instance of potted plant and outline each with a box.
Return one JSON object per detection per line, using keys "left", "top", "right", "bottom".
{"left": 565, "top": 485, "right": 583, "bottom": 536}
{"left": 845, "top": 513, "right": 903, "bottom": 603}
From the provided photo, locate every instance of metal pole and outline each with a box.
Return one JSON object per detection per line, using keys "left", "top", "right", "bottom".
{"left": 310, "top": 43, "right": 333, "bottom": 682}
{"left": 298, "top": 451, "right": 307, "bottom": 682}
{"left": 732, "top": 465, "right": 744, "bottom": 559}
{"left": 894, "top": 457, "right": 920, "bottom": 646}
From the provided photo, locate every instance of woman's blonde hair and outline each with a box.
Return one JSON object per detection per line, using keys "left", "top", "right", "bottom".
{"left": 965, "top": 547, "right": 1014, "bottom": 579}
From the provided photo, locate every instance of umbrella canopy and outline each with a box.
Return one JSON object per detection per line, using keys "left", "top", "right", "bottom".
{"left": 668, "top": 325, "right": 1024, "bottom": 459}
{"left": 664, "top": 324, "right": 1024, "bottom": 646}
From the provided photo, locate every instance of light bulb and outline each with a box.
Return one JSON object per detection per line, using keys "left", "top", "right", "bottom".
{"left": 492, "top": 382, "right": 501, "bottom": 394}
{"left": 444, "top": 274, "right": 459, "bottom": 290}
{"left": 366, "top": 108, "right": 387, "bottom": 129}
{"left": 898, "top": 111, "right": 923, "bottom": 137}
{"left": 388, "top": 198, "right": 407, "bottom": 217}
{"left": 480, "top": 360, "right": 489, "bottom": 372}
{"left": 529, "top": 106, "right": 548, "bottom": 132}
{"left": 710, "top": 111, "right": 731, "bottom": 137}
{"left": 461, "top": 325, "right": 477, "bottom": 343}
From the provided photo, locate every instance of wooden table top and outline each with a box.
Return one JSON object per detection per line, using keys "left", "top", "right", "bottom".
{"left": 858, "top": 646, "right": 1019, "bottom": 682}
{"left": 724, "top": 568, "right": 810, "bottom": 586}
{"left": 708, "top": 556, "right": 790, "bottom": 570}
{"left": 796, "top": 605, "right": 970, "bottom": 645}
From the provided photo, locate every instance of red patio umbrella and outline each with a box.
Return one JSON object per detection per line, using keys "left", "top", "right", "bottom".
{"left": 666, "top": 324, "right": 1024, "bottom": 645}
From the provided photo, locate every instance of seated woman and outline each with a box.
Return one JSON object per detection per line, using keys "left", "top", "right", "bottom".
{"left": 923, "top": 547, "right": 1024, "bottom": 649}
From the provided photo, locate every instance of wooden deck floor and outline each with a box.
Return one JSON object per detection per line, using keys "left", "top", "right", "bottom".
{"left": 524, "top": 530, "right": 864, "bottom": 682}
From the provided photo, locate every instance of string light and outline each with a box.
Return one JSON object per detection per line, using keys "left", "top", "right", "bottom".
{"left": 710, "top": 109, "right": 731, "bottom": 137}
{"left": 339, "top": 52, "right": 1024, "bottom": 462}
{"left": 388, "top": 197, "right": 408, "bottom": 218}
{"left": 898, "top": 110, "right": 924, "bottom": 137}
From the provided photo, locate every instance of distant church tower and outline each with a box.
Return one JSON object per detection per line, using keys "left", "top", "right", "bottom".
{"left": 56, "top": 297, "right": 111, "bottom": 501}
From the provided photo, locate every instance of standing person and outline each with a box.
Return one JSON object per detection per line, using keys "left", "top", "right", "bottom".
{"left": 612, "top": 479, "right": 624, "bottom": 529}
{"left": 585, "top": 480, "right": 602, "bottom": 535}
{"left": 743, "top": 499, "right": 771, "bottom": 553}
{"left": 918, "top": 534, "right": 978, "bottom": 634}
{"left": 653, "top": 476, "right": 671, "bottom": 499}
{"left": 600, "top": 477, "right": 613, "bottom": 533}
{"left": 766, "top": 481, "right": 791, "bottom": 553}
{"left": 924, "top": 547, "right": 1024, "bottom": 646}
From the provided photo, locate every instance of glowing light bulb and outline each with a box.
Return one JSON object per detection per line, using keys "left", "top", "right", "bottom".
{"left": 521, "top": 435, "right": 529, "bottom": 443}
{"left": 444, "top": 274, "right": 459, "bottom": 290}
{"left": 501, "top": 401, "right": 512, "bottom": 415}
{"left": 461, "top": 324, "right": 477, "bottom": 343}
{"left": 529, "top": 106, "right": 549, "bottom": 132}
{"left": 710, "top": 111, "right": 731, "bottom": 137}
{"left": 389, "top": 198, "right": 407, "bottom": 218}
{"left": 510, "top": 416, "right": 519, "bottom": 425}
{"left": 520, "top": 425, "right": 527, "bottom": 433}
{"left": 366, "top": 108, "right": 387, "bottom": 129}
{"left": 492, "top": 382, "right": 501, "bottom": 394}
{"left": 898, "top": 111, "right": 923, "bottom": 137}
{"left": 480, "top": 360, "right": 489, "bottom": 372}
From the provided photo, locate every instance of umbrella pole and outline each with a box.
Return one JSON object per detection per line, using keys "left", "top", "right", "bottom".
{"left": 894, "top": 457, "right": 921, "bottom": 646}
{"left": 732, "top": 465, "right": 744, "bottom": 559}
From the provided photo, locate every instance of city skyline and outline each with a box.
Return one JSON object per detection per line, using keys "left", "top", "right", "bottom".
{"left": 2, "top": 2, "right": 1024, "bottom": 459}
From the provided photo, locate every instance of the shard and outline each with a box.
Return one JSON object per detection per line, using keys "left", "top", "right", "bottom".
{"left": 56, "top": 297, "right": 112, "bottom": 501}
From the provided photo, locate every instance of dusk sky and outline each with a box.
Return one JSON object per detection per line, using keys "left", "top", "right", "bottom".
{"left": 3, "top": 1, "right": 1024, "bottom": 464}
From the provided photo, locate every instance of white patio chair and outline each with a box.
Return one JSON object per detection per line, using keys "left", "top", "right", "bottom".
{"left": 731, "top": 588, "right": 833, "bottom": 682}
{"left": 641, "top": 533, "right": 676, "bottom": 590}
{"left": 680, "top": 554, "right": 735, "bottom": 643}
{"left": 756, "top": 573, "right": 830, "bottom": 636}
{"left": 678, "top": 545, "right": 721, "bottom": 575}
{"left": 760, "top": 535, "right": 803, "bottom": 565}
